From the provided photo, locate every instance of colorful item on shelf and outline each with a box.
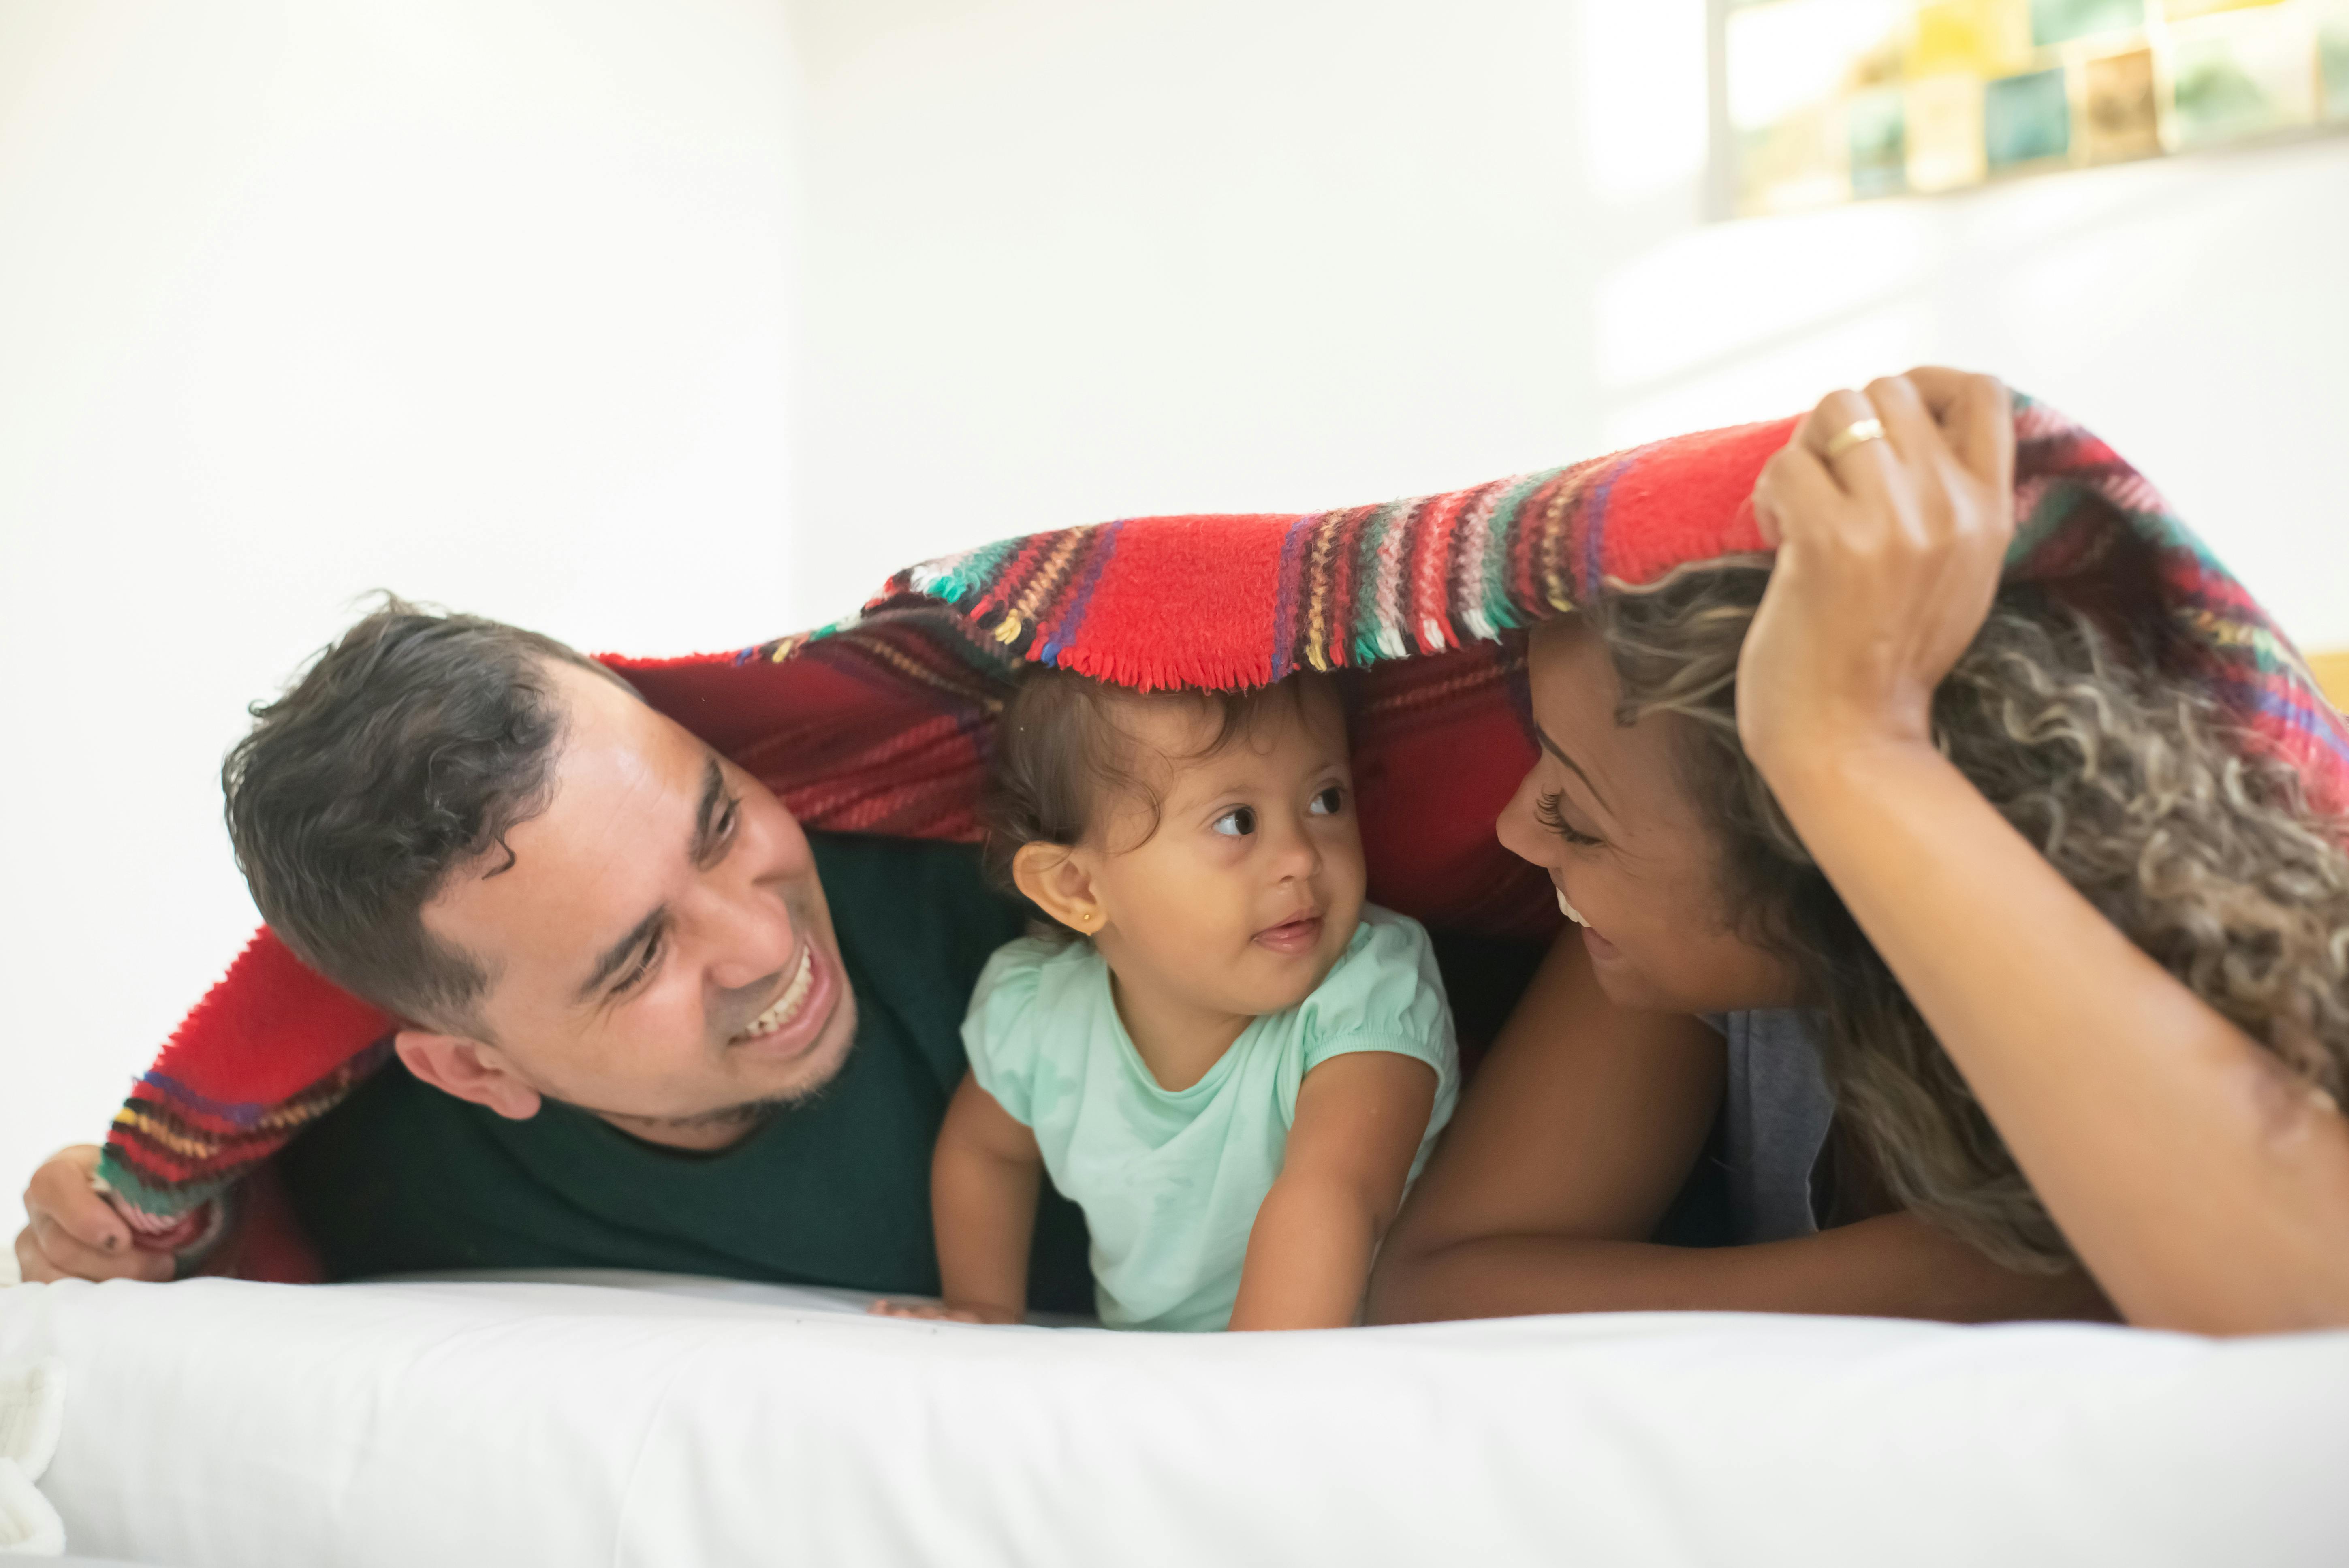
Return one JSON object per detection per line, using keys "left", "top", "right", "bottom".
{"left": 1730, "top": 0, "right": 2342, "bottom": 214}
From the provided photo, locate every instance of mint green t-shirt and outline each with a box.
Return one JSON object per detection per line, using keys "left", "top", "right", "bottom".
{"left": 964, "top": 905, "right": 1460, "bottom": 1333}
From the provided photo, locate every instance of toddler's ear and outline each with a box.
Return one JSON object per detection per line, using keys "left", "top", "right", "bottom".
{"left": 1011, "top": 842, "right": 1101, "bottom": 934}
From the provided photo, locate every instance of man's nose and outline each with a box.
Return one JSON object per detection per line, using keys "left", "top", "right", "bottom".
{"left": 697, "top": 884, "right": 797, "bottom": 993}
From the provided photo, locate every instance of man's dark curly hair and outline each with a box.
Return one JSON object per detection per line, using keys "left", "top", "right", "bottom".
{"left": 222, "top": 596, "right": 626, "bottom": 1034}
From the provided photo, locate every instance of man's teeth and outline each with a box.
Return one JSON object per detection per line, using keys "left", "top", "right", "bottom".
{"left": 737, "top": 946, "right": 815, "bottom": 1041}
{"left": 1557, "top": 888, "right": 1589, "bottom": 928}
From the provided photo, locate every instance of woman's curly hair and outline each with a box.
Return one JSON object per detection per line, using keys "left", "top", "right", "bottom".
{"left": 1593, "top": 564, "right": 2349, "bottom": 1272}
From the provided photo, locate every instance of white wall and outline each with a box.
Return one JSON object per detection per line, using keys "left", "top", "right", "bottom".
{"left": 784, "top": 0, "right": 2349, "bottom": 647}
{"left": 6, "top": 0, "right": 2345, "bottom": 1252}
{"left": 782, "top": 0, "right": 1608, "bottom": 622}
{"left": 0, "top": 0, "right": 797, "bottom": 1242}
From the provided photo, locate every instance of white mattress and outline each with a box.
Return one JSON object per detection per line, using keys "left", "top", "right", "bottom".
{"left": 2, "top": 1271, "right": 2344, "bottom": 1567}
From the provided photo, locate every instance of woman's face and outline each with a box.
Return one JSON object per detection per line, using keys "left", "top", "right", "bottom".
{"left": 1497, "top": 618, "right": 1802, "bottom": 1015}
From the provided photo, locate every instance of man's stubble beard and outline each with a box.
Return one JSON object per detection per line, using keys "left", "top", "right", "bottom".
{"left": 552, "top": 989, "right": 860, "bottom": 1143}
{"left": 599, "top": 1093, "right": 803, "bottom": 1138}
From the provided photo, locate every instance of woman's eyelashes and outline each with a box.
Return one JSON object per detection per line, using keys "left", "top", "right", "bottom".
{"left": 1535, "top": 790, "right": 1602, "bottom": 847}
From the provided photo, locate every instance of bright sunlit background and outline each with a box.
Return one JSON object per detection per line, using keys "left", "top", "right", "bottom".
{"left": 4, "top": 0, "right": 2345, "bottom": 1249}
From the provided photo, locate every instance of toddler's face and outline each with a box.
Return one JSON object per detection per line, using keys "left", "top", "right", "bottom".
{"left": 1085, "top": 684, "right": 1367, "bottom": 1021}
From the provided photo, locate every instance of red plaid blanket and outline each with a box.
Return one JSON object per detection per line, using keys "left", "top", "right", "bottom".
{"left": 101, "top": 397, "right": 2349, "bottom": 1278}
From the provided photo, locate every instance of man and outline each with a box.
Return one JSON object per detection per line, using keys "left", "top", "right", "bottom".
{"left": 14, "top": 602, "right": 1090, "bottom": 1305}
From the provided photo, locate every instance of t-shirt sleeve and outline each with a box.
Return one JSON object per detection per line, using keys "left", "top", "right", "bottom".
{"left": 959, "top": 936, "right": 1057, "bottom": 1128}
{"left": 1297, "top": 909, "right": 1457, "bottom": 1084}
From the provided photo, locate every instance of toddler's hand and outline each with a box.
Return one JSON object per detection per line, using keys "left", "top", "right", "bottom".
{"left": 866, "top": 1297, "right": 1023, "bottom": 1324}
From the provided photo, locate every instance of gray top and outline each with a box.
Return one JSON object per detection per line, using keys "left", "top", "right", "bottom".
{"left": 1708, "top": 1009, "right": 1836, "bottom": 1244}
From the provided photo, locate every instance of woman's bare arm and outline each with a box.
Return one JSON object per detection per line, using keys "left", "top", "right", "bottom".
{"left": 1367, "top": 933, "right": 2105, "bottom": 1324}
{"left": 1740, "top": 369, "right": 2349, "bottom": 1335}
{"left": 1368, "top": 932, "right": 1717, "bottom": 1322}
{"left": 1770, "top": 743, "right": 2349, "bottom": 1333}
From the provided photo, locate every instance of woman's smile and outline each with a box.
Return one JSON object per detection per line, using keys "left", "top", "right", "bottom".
{"left": 1554, "top": 883, "right": 1623, "bottom": 963}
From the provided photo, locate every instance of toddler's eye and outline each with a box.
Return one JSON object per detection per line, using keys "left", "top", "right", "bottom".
{"left": 1211, "top": 806, "right": 1257, "bottom": 838}
{"left": 1309, "top": 785, "right": 1344, "bottom": 817}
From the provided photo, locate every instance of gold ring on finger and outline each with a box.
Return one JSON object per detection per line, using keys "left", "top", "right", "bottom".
{"left": 1824, "top": 417, "right": 1886, "bottom": 461}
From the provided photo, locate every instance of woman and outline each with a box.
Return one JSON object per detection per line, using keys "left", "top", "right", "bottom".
{"left": 1369, "top": 369, "right": 2349, "bottom": 1336}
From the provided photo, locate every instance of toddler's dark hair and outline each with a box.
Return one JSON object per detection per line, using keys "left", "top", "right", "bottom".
{"left": 977, "top": 669, "right": 1341, "bottom": 895}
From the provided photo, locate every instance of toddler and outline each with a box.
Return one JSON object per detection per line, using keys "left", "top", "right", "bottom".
{"left": 873, "top": 669, "right": 1458, "bottom": 1331}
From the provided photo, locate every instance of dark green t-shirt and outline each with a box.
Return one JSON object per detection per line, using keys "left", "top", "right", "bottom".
{"left": 279, "top": 833, "right": 1094, "bottom": 1312}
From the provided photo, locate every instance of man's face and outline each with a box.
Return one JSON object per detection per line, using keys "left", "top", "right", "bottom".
{"left": 414, "top": 663, "right": 857, "bottom": 1145}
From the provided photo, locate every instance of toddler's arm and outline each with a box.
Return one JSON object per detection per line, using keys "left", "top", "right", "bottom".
{"left": 873, "top": 1070, "right": 1042, "bottom": 1325}
{"left": 1228, "top": 1052, "right": 1438, "bottom": 1331}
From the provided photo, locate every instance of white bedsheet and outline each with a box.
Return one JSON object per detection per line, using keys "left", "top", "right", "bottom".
{"left": 1, "top": 1271, "right": 2343, "bottom": 1567}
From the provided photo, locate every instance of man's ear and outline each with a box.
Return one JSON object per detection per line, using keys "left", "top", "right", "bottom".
{"left": 392, "top": 1030, "right": 545, "bottom": 1121}
{"left": 1011, "top": 842, "right": 1104, "bottom": 935}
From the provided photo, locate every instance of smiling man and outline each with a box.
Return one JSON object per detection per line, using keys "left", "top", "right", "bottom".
{"left": 14, "top": 602, "right": 1089, "bottom": 1304}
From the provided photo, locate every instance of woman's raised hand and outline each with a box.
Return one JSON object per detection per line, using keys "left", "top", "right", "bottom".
{"left": 1736, "top": 369, "right": 2016, "bottom": 779}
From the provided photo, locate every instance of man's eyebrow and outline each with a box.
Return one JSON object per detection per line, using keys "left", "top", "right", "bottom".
{"left": 689, "top": 755, "right": 728, "bottom": 863}
{"left": 579, "top": 906, "right": 666, "bottom": 1003}
{"left": 1533, "top": 723, "right": 1612, "bottom": 816}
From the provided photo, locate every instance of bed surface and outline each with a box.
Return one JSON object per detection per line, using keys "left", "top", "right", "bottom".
{"left": 2, "top": 1270, "right": 2344, "bottom": 1567}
